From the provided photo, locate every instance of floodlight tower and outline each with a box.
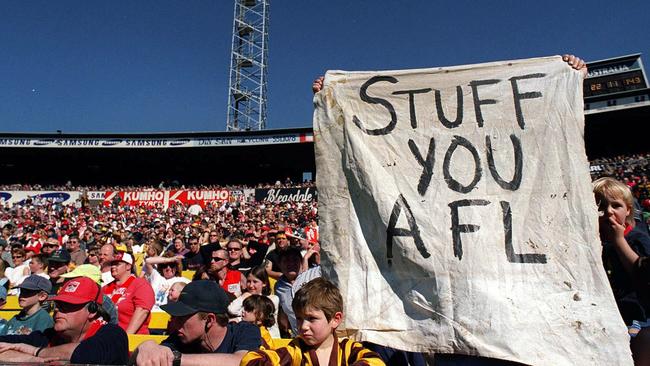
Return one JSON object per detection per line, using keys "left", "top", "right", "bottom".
{"left": 226, "top": 0, "right": 270, "bottom": 131}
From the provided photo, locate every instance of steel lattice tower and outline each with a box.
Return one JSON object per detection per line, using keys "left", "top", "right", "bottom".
{"left": 226, "top": 0, "right": 269, "bottom": 131}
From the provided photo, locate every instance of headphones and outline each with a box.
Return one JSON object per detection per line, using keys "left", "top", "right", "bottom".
{"left": 87, "top": 282, "right": 102, "bottom": 314}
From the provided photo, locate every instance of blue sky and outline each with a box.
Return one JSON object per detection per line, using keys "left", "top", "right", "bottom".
{"left": 1, "top": 0, "right": 648, "bottom": 133}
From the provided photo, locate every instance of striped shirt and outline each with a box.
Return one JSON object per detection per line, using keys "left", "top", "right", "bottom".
{"left": 240, "top": 336, "right": 386, "bottom": 366}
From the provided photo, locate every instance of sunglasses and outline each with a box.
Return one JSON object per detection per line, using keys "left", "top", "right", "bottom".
{"left": 227, "top": 247, "right": 241, "bottom": 252}
{"left": 54, "top": 301, "right": 86, "bottom": 313}
{"left": 12, "top": 255, "right": 23, "bottom": 259}
{"left": 211, "top": 256, "right": 228, "bottom": 262}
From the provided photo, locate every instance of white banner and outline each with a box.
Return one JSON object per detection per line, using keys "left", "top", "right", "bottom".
{"left": 87, "top": 191, "right": 106, "bottom": 200}
{"left": 314, "top": 56, "right": 632, "bottom": 365}
{"left": 0, "top": 191, "right": 80, "bottom": 206}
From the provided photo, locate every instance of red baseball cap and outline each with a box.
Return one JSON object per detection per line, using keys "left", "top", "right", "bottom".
{"left": 111, "top": 252, "right": 133, "bottom": 265}
{"left": 52, "top": 277, "right": 103, "bottom": 305}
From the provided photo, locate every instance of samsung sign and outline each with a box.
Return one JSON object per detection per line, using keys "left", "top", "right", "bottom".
{"left": 0, "top": 133, "right": 313, "bottom": 148}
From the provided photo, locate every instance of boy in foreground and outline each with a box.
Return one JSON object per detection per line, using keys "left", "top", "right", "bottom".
{"left": 2, "top": 275, "right": 53, "bottom": 335}
{"left": 240, "top": 277, "right": 385, "bottom": 366}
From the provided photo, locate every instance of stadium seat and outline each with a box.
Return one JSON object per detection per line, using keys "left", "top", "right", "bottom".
{"left": 4, "top": 296, "right": 20, "bottom": 310}
{"left": 0, "top": 310, "right": 21, "bottom": 320}
{"left": 128, "top": 334, "right": 167, "bottom": 352}
{"left": 269, "top": 277, "right": 277, "bottom": 295}
{"left": 149, "top": 311, "right": 171, "bottom": 331}
{"left": 134, "top": 253, "right": 145, "bottom": 276}
{"left": 181, "top": 270, "right": 195, "bottom": 280}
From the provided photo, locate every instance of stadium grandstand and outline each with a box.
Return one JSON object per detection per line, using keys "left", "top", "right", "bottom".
{"left": 0, "top": 127, "right": 315, "bottom": 187}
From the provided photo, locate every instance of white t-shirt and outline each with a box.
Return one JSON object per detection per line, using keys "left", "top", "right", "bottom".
{"left": 145, "top": 267, "right": 190, "bottom": 309}
{"left": 101, "top": 270, "right": 114, "bottom": 287}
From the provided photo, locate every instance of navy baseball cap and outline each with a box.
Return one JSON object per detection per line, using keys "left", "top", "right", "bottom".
{"left": 48, "top": 248, "right": 71, "bottom": 263}
{"left": 160, "top": 280, "right": 229, "bottom": 317}
{"left": 18, "top": 275, "right": 52, "bottom": 293}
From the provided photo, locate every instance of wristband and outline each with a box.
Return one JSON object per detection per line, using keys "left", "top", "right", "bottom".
{"left": 172, "top": 350, "right": 182, "bottom": 366}
{"left": 34, "top": 347, "right": 44, "bottom": 357}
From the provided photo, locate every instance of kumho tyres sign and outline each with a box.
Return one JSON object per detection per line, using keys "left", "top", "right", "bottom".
{"left": 103, "top": 190, "right": 230, "bottom": 209}
{"left": 314, "top": 56, "right": 632, "bottom": 365}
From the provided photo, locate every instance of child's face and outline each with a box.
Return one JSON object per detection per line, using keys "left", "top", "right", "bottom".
{"left": 18, "top": 289, "right": 44, "bottom": 308}
{"left": 296, "top": 306, "right": 342, "bottom": 347}
{"left": 596, "top": 194, "right": 630, "bottom": 227}
{"left": 241, "top": 308, "right": 258, "bottom": 324}
{"left": 28, "top": 260, "right": 43, "bottom": 273}
{"left": 168, "top": 285, "right": 183, "bottom": 302}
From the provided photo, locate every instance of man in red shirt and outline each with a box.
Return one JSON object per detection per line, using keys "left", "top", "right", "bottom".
{"left": 209, "top": 249, "right": 245, "bottom": 297}
{"left": 102, "top": 251, "right": 154, "bottom": 334}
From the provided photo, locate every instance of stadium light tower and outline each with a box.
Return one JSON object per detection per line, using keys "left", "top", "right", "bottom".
{"left": 226, "top": 0, "right": 270, "bottom": 131}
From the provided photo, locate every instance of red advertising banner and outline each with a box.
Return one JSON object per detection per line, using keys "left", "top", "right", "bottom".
{"left": 103, "top": 190, "right": 230, "bottom": 209}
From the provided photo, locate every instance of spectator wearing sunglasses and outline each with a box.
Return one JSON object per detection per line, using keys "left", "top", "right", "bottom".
{"left": 209, "top": 249, "right": 246, "bottom": 298}
{"left": 143, "top": 254, "right": 190, "bottom": 308}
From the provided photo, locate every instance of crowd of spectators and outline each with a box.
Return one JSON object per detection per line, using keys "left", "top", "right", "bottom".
{"left": 0, "top": 182, "right": 330, "bottom": 364}
{"left": 0, "top": 148, "right": 649, "bottom": 364}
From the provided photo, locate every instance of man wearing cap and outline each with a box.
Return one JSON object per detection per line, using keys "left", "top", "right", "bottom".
{"left": 103, "top": 252, "right": 155, "bottom": 334}
{"left": 133, "top": 280, "right": 261, "bottom": 366}
{"left": 1, "top": 275, "right": 53, "bottom": 335}
{"left": 41, "top": 238, "right": 60, "bottom": 257}
{"left": 48, "top": 248, "right": 71, "bottom": 294}
{"left": 60, "top": 264, "right": 119, "bottom": 325}
{"left": 0, "top": 277, "right": 128, "bottom": 364}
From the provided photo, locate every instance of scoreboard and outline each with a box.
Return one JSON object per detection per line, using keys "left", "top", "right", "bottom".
{"left": 584, "top": 54, "right": 648, "bottom": 99}
{"left": 584, "top": 69, "right": 646, "bottom": 97}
